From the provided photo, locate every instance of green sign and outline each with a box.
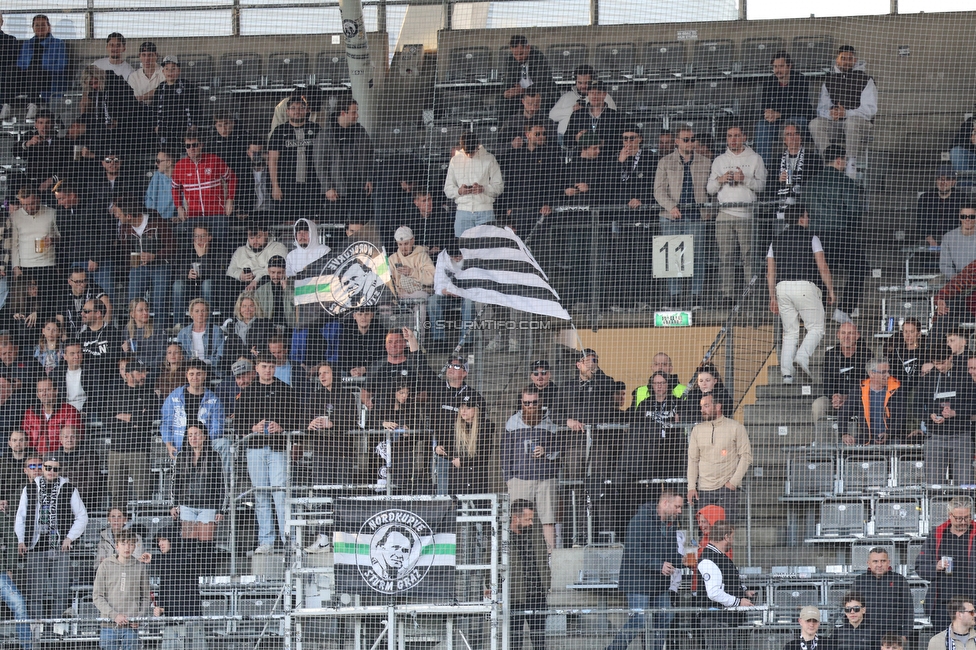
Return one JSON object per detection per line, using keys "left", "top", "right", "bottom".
{"left": 654, "top": 311, "right": 692, "bottom": 327}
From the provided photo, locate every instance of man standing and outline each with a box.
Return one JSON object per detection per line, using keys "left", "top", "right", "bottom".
{"left": 170, "top": 127, "right": 236, "bottom": 243}
{"left": 809, "top": 44, "right": 878, "bottom": 179}
{"left": 16, "top": 15, "right": 68, "bottom": 120}
{"left": 926, "top": 596, "right": 976, "bottom": 650}
{"left": 813, "top": 321, "right": 873, "bottom": 420}
{"left": 687, "top": 387, "right": 752, "bottom": 523}
{"left": 853, "top": 547, "right": 914, "bottom": 644}
{"left": 706, "top": 124, "right": 767, "bottom": 308}
{"left": 238, "top": 354, "right": 295, "bottom": 554}
{"left": 314, "top": 93, "right": 374, "bottom": 223}
{"left": 128, "top": 41, "right": 163, "bottom": 103}
{"left": 697, "top": 520, "right": 753, "bottom": 647}
{"left": 774, "top": 122, "right": 810, "bottom": 204}
{"left": 914, "top": 346, "right": 974, "bottom": 486}
{"left": 753, "top": 51, "right": 814, "bottom": 170}
{"left": 269, "top": 95, "right": 323, "bottom": 219}
{"left": 548, "top": 64, "right": 616, "bottom": 141}
{"left": 9, "top": 186, "right": 59, "bottom": 295}
{"left": 107, "top": 359, "right": 157, "bottom": 508}
{"left": 501, "top": 35, "right": 556, "bottom": 119}
{"left": 92, "top": 529, "right": 150, "bottom": 650}
{"left": 767, "top": 204, "right": 836, "bottom": 383}
{"left": 838, "top": 358, "right": 905, "bottom": 445}
{"left": 604, "top": 491, "right": 684, "bottom": 650}
{"left": 22, "top": 378, "right": 83, "bottom": 456}
{"left": 15, "top": 456, "right": 88, "bottom": 626}
{"left": 508, "top": 499, "right": 550, "bottom": 650}
{"left": 939, "top": 204, "right": 976, "bottom": 282}
{"left": 654, "top": 124, "right": 712, "bottom": 310}
{"left": 566, "top": 81, "right": 623, "bottom": 146}
{"left": 112, "top": 196, "right": 175, "bottom": 321}
{"left": 917, "top": 498, "right": 976, "bottom": 630}
{"left": 919, "top": 166, "right": 965, "bottom": 248}
{"left": 76, "top": 298, "right": 122, "bottom": 370}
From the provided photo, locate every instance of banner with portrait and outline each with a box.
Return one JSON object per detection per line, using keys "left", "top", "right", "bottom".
{"left": 332, "top": 499, "right": 456, "bottom": 599}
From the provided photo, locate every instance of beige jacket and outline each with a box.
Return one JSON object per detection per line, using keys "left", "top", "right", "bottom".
{"left": 928, "top": 628, "right": 976, "bottom": 650}
{"left": 389, "top": 245, "right": 435, "bottom": 296}
{"left": 688, "top": 415, "right": 753, "bottom": 491}
{"left": 653, "top": 150, "right": 713, "bottom": 221}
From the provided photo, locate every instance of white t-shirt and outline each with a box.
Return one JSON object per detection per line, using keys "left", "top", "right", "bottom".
{"left": 64, "top": 368, "right": 87, "bottom": 411}
{"left": 191, "top": 330, "right": 206, "bottom": 360}
{"left": 93, "top": 57, "right": 135, "bottom": 80}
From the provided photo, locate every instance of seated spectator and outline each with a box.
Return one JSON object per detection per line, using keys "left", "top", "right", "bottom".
{"left": 169, "top": 423, "right": 226, "bottom": 562}
{"left": 504, "top": 385, "right": 559, "bottom": 552}
{"left": 53, "top": 182, "right": 116, "bottom": 308}
{"left": 566, "top": 80, "right": 622, "bottom": 146}
{"left": 176, "top": 298, "right": 225, "bottom": 369}
{"left": 885, "top": 317, "right": 924, "bottom": 391}
{"left": 950, "top": 115, "right": 976, "bottom": 185}
{"left": 154, "top": 342, "right": 186, "bottom": 397}
{"left": 753, "top": 51, "right": 814, "bottom": 170}
{"left": 809, "top": 44, "right": 878, "bottom": 179}
{"left": 0, "top": 333, "right": 33, "bottom": 392}
{"left": 429, "top": 244, "right": 473, "bottom": 350}
{"left": 171, "top": 126, "right": 236, "bottom": 243}
{"left": 113, "top": 195, "right": 175, "bottom": 321}
{"left": 155, "top": 56, "right": 198, "bottom": 146}
{"left": 838, "top": 358, "right": 906, "bottom": 445}
{"left": 939, "top": 204, "right": 976, "bottom": 283}
{"left": 0, "top": 431, "right": 35, "bottom": 509}
{"left": 933, "top": 249, "right": 976, "bottom": 328}
{"left": 774, "top": 121, "right": 812, "bottom": 204}
{"left": 16, "top": 15, "right": 68, "bottom": 121}
{"left": 912, "top": 345, "right": 973, "bottom": 486}
{"left": 268, "top": 94, "right": 322, "bottom": 219}
{"left": 172, "top": 224, "right": 223, "bottom": 327}
{"left": 128, "top": 41, "right": 164, "bottom": 103}
{"left": 444, "top": 131, "right": 504, "bottom": 237}
{"left": 285, "top": 219, "right": 330, "bottom": 278}
{"left": 918, "top": 166, "right": 964, "bottom": 247}
{"left": 55, "top": 341, "right": 102, "bottom": 420}
{"left": 77, "top": 298, "right": 122, "bottom": 369}
{"left": 338, "top": 306, "right": 384, "bottom": 377}
{"left": 94, "top": 508, "right": 149, "bottom": 570}
{"left": 56, "top": 425, "right": 101, "bottom": 509}
{"left": 314, "top": 92, "right": 374, "bottom": 223}
{"left": 145, "top": 148, "right": 177, "bottom": 220}
{"left": 57, "top": 268, "right": 112, "bottom": 338}
{"left": 813, "top": 321, "right": 873, "bottom": 421}
{"left": 121, "top": 298, "right": 167, "bottom": 370}
{"left": 226, "top": 223, "right": 288, "bottom": 294}
{"left": 396, "top": 189, "right": 454, "bottom": 257}
{"left": 33, "top": 318, "right": 63, "bottom": 376}
{"left": 107, "top": 358, "right": 157, "bottom": 507}
{"left": 9, "top": 186, "right": 59, "bottom": 297}
{"left": 160, "top": 360, "right": 224, "bottom": 459}
{"left": 389, "top": 226, "right": 435, "bottom": 320}
{"left": 22, "top": 377, "right": 83, "bottom": 454}
{"left": 252, "top": 255, "right": 294, "bottom": 337}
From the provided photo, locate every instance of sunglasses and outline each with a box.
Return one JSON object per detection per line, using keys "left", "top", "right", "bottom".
{"left": 532, "top": 371, "right": 549, "bottom": 376}
{"left": 448, "top": 364, "right": 465, "bottom": 370}
{"left": 103, "top": 157, "right": 120, "bottom": 163}
{"left": 185, "top": 143, "right": 202, "bottom": 149}
{"left": 43, "top": 465, "right": 60, "bottom": 472}
{"left": 961, "top": 214, "right": 976, "bottom": 220}
{"left": 678, "top": 137, "right": 697, "bottom": 143}
{"left": 521, "top": 399, "right": 539, "bottom": 406}
{"left": 27, "top": 463, "right": 42, "bottom": 470}
{"left": 844, "top": 606, "right": 862, "bottom": 613}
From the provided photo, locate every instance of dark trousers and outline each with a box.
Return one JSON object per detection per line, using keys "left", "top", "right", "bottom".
{"left": 510, "top": 609, "right": 546, "bottom": 650}
{"left": 698, "top": 486, "right": 740, "bottom": 524}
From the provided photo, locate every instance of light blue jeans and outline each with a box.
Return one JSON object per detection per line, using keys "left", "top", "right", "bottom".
{"left": 246, "top": 446, "right": 288, "bottom": 546}
{"left": 659, "top": 218, "right": 705, "bottom": 297}
{"left": 454, "top": 210, "right": 494, "bottom": 237}
{"left": 0, "top": 572, "right": 30, "bottom": 650}
{"left": 606, "top": 592, "right": 673, "bottom": 650}
{"left": 100, "top": 626, "right": 139, "bottom": 650}
{"left": 160, "top": 623, "right": 207, "bottom": 650}
{"left": 426, "top": 294, "right": 474, "bottom": 342}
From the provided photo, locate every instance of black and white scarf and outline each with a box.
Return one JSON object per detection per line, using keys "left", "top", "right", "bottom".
{"left": 778, "top": 148, "right": 805, "bottom": 196}
{"left": 38, "top": 477, "right": 64, "bottom": 549}
{"left": 798, "top": 635, "right": 817, "bottom": 650}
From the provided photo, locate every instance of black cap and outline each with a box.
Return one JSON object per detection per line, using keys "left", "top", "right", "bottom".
{"left": 531, "top": 360, "right": 550, "bottom": 371}
{"left": 824, "top": 144, "right": 846, "bottom": 162}
{"left": 587, "top": 79, "right": 606, "bottom": 92}
{"left": 126, "top": 359, "right": 149, "bottom": 373}
{"left": 138, "top": 41, "right": 157, "bottom": 54}
{"left": 578, "top": 348, "right": 598, "bottom": 361}
{"left": 460, "top": 393, "right": 486, "bottom": 409}
{"left": 267, "top": 255, "right": 286, "bottom": 269}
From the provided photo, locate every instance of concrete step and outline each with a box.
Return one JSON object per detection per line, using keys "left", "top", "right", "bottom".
{"left": 742, "top": 402, "right": 817, "bottom": 426}
{"left": 767, "top": 365, "right": 822, "bottom": 385}
{"left": 748, "top": 423, "right": 816, "bottom": 445}
{"left": 756, "top": 384, "right": 823, "bottom": 399}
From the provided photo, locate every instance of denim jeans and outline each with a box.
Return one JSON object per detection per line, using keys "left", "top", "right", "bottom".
{"left": 211, "top": 436, "right": 232, "bottom": 479}
{"left": 0, "top": 572, "right": 31, "bottom": 650}
{"left": 26, "top": 550, "right": 71, "bottom": 620}
{"left": 659, "top": 218, "right": 705, "bottom": 297}
{"left": 128, "top": 264, "right": 172, "bottom": 321}
{"left": 951, "top": 147, "right": 976, "bottom": 186}
{"left": 99, "top": 626, "right": 139, "bottom": 650}
{"left": 454, "top": 210, "right": 494, "bottom": 237}
{"left": 606, "top": 592, "right": 673, "bottom": 650}
{"left": 753, "top": 117, "right": 808, "bottom": 171}
{"left": 426, "top": 293, "right": 473, "bottom": 342}
{"left": 160, "top": 623, "right": 206, "bottom": 650}
{"left": 172, "top": 279, "right": 213, "bottom": 327}
{"left": 246, "top": 446, "right": 288, "bottom": 546}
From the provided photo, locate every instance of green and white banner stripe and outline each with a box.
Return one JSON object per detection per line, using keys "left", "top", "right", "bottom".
{"left": 333, "top": 532, "right": 457, "bottom": 566}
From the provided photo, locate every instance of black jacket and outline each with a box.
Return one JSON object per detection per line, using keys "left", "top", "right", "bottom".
{"left": 238, "top": 378, "right": 297, "bottom": 451}
{"left": 756, "top": 74, "right": 814, "bottom": 121}
{"left": 152, "top": 544, "right": 202, "bottom": 618}
{"left": 851, "top": 568, "right": 914, "bottom": 639}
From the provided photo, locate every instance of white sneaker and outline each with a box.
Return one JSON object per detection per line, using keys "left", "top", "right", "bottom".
{"left": 832, "top": 308, "right": 851, "bottom": 324}
{"left": 253, "top": 543, "right": 273, "bottom": 555}
{"left": 782, "top": 375, "right": 794, "bottom": 384}
{"left": 0, "top": 104, "right": 10, "bottom": 121}
{"left": 304, "top": 536, "right": 331, "bottom": 553}
{"left": 508, "top": 337, "right": 520, "bottom": 353}
{"left": 25, "top": 103, "right": 37, "bottom": 120}
{"left": 845, "top": 157, "right": 858, "bottom": 180}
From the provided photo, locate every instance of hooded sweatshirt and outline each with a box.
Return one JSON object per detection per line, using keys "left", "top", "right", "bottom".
{"left": 286, "top": 218, "right": 330, "bottom": 278}
{"left": 706, "top": 146, "right": 767, "bottom": 220}
{"left": 226, "top": 238, "right": 288, "bottom": 282}
{"left": 92, "top": 553, "right": 151, "bottom": 627}
{"left": 444, "top": 146, "right": 504, "bottom": 213}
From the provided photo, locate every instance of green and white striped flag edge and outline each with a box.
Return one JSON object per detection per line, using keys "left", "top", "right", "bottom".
{"left": 332, "top": 531, "right": 457, "bottom": 566}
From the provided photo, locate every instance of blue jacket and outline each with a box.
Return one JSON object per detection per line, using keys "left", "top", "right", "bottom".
{"left": 176, "top": 325, "right": 225, "bottom": 369}
{"left": 617, "top": 502, "right": 682, "bottom": 596}
{"left": 17, "top": 36, "right": 67, "bottom": 98}
{"left": 145, "top": 171, "right": 176, "bottom": 220}
{"left": 160, "top": 385, "right": 224, "bottom": 450}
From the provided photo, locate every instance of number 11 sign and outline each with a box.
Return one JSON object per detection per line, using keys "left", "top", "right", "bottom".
{"left": 652, "top": 234, "right": 695, "bottom": 278}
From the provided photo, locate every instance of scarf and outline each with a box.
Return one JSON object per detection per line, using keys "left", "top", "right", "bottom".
{"left": 38, "top": 477, "right": 64, "bottom": 550}
{"left": 778, "top": 148, "right": 805, "bottom": 196}
{"left": 799, "top": 636, "right": 817, "bottom": 650}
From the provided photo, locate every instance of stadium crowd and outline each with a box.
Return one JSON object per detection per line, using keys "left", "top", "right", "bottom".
{"left": 0, "top": 18, "right": 974, "bottom": 650}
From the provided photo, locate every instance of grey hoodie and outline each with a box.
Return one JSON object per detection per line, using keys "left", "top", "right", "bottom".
{"left": 92, "top": 554, "right": 151, "bottom": 626}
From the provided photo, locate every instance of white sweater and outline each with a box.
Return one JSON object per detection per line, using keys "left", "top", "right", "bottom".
{"left": 706, "top": 146, "right": 767, "bottom": 220}
{"left": 444, "top": 146, "right": 504, "bottom": 213}
{"left": 10, "top": 205, "right": 59, "bottom": 268}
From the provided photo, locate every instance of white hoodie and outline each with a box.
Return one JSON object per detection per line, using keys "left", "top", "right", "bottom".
{"left": 444, "top": 145, "right": 504, "bottom": 213}
{"left": 706, "top": 146, "right": 767, "bottom": 220}
{"left": 286, "top": 218, "right": 331, "bottom": 277}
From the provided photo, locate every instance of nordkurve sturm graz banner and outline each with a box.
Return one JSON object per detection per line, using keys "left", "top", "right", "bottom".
{"left": 333, "top": 499, "right": 456, "bottom": 598}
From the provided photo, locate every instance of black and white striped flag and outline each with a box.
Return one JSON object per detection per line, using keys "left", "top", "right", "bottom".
{"left": 444, "top": 224, "right": 571, "bottom": 321}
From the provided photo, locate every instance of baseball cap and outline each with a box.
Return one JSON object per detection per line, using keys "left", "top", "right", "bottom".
{"left": 267, "top": 255, "right": 286, "bottom": 269}
{"left": 126, "top": 359, "right": 149, "bottom": 373}
{"left": 799, "top": 606, "right": 821, "bottom": 622}
{"left": 936, "top": 164, "right": 957, "bottom": 179}
{"left": 232, "top": 359, "right": 254, "bottom": 377}
{"left": 139, "top": 42, "right": 157, "bottom": 54}
{"left": 394, "top": 226, "right": 414, "bottom": 243}
{"left": 578, "top": 348, "right": 598, "bottom": 361}
{"left": 460, "top": 393, "right": 485, "bottom": 409}
{"left": 447, "top": 356, "right": 469, "bottom": 372}
{"left": 162, "top": 55, "right": 179, "bottom": 66}
{"left": 531, "top": 360, "right": 550, "bottom": 371}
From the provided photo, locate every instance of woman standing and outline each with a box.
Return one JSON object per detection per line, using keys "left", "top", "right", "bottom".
{"left": 170, "top": 424, "right": 226, "bottom": 563}
{"left": 439, "top": 395, "right": 493, "bottom": 495}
